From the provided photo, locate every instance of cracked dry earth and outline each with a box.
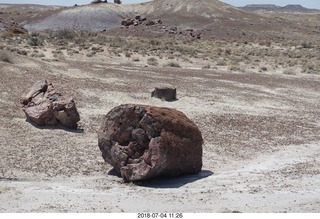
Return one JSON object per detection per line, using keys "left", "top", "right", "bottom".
{"left": 0, "top": 54, "right": 320, "bottom": 212}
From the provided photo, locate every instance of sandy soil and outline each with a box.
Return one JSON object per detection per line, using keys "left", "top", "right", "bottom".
{"left": 0, "top": 52, "right": 320, "bottom": 213}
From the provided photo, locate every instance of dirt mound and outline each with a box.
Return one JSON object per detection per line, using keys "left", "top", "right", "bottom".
{"left": 24, "top": 4, "right": 136, "bottom": 32}
{"left": 138, "top": 0, "right": 244, "bottom": 18}
{"left": 0, "top": 4, "right": 61, "bottom": 34}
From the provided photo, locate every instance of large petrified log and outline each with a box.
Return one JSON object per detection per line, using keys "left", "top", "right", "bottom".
{"left": 20, "top": 79, "right": 80, "bottom": 129}
{"left": 98, "top": 104, "right": 203, "bottom": 181}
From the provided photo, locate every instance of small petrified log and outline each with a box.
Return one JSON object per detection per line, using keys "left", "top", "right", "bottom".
{"left": 121, "top": 18, "right": 134, "bottom": 27}
{"left": 98, "top": 104, "right": 203, "bottom": 181}
{"left": 20, "top": 79, "right": 80, "bottom": 129}
{"left": 151, "top": 87, "right": 177, "bottom": 101}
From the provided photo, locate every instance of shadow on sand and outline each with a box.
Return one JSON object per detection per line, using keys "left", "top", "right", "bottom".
{"left": 26, "top": 119, "right": 84, "bottom": 133}
{"left": 108, "top": 169, "right": 214, "bottom": 189}
{"left": 134, "top": 170, "right": 214, "bottom": 188}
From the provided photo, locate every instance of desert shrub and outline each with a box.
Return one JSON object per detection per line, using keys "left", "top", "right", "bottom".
{"left": 202, "top": 64, "right": 211, "bottom": 69}
{"left": 52, "top": 29, "right": 77, "bottom": 40}
{"left": 132, "top": 57, "right": 140, "bottom": 62}
{"left": 227, "top": 64, "right": 240, "bottom": 71}
{"left": 0, "top": 50, "right": 12, "bottom": 63}
{"left": 225, "top": 49, "right": 232, "bottom": 55}
{"left": 91, "top": 47, "right": 104, "bottom": 52}
{"left": 28, "top": 36, "right": 43, "bottom": 46}
{"left": 302, "top": 63, "right": 319, "bottom": 74}
{"left": 17, "top": 50, "right": 28, "bottom": 56}
{"left": 149, "top": 39, "right": 161, "bottom": 46}
{"left": 260, "top": 66, "right": 267, "bottom": 72}
{"left": 217, "top": 60, "right": 227, "bottom": 66}
{"left": 109, "top": 36, "right": 127, "bottom": 48}
{"left": 31, "top": 52, "right": 45, "bottom": 58}
{"left": 86, "top": 51, "right": 96, "bottom": 57}
{"left": 165, "top": 62, "right": 181, "bottom": 68}
{"left": 147, "top": 57, "right": 158, "bottom": 66}
{"left": 301, "top": 41, "right": 313, "bottom": 49}
{"left": 283, "top": 68, "right": 297, "bottom": 75}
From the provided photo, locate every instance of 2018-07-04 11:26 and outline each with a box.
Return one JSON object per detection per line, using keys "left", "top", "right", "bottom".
{"left": 137, "top": 213, "right": 183, "bottom": 218}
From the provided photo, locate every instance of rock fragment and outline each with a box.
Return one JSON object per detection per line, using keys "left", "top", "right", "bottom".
{"left": 20, "top": 79, "right": 80, "bottom": 129}
{"left": 151, "top": 87, "right": 177, "bottom": 101}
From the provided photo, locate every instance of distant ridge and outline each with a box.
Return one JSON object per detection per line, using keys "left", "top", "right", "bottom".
{"left": 239, "top": 4, "right": 320, "bottom": 13}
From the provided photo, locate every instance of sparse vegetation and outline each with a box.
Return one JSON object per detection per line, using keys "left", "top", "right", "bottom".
{"left": 28, "top": 36, "right": 43, "bottom": 47}
{"left": 147, "top": 57, "right": 158, "bottom": 66}
{"left": 0, "top": 24, "right": 319, "bottom": 75}
{"left": 0, "top": 50, "right": 12, "bottom": 63}
{"left": 202, "top": 64, "right": 211, "bottom": 69}
{"left": 165, "top": 62, "right": 181, "bottom": 68}
{"left": 301, "top": 41, "right": 313, "bottom": 49}
{"left": 283, "top": 68, "right": 297, "bottom": 75}
{"left": 0, "top": 186, "right": 12, "bottom": 194}
{"left": 51, "top": 28, "right": 77, "bottom": 40}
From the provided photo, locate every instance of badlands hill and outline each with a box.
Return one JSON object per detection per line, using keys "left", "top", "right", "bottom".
{"left": 240, "top": 4, "right": 320, "bottom": 13}
{"left": 24, "top": 3, "right": 135, "bottom": 32}
{"left": 0, "top": 0, "right": 316, "bottom": 40}
{"left": 9, "top": 0, "right": 274, "bottom": 37}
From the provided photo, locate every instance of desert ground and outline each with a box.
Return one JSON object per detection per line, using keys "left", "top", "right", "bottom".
{"left": 1, "top": 0, "right": 320, "bottom": 213}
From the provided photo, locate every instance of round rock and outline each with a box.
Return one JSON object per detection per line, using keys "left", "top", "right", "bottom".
{"left": 98, "top": 104, "right": 203, "bottom": 181}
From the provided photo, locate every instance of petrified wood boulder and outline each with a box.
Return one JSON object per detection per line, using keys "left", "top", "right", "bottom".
{"left": 98, "top": 104, "right": 203, "bottom": 181}
{"left": 151, "top": 87, "right": 177, "bottom": 101}
{"left": 20, "top": 79, "right": 80, "bottom": 129}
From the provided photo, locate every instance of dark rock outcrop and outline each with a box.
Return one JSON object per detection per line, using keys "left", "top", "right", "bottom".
{"left": 20, "top": 79, "right": 80, "bottom": 129}
{"left": 98, "top": 104, "right": 203, "bottom": 181}
{"left": 91, "top": 0, "right": 108, "bottom": 4}
{"left": 121, "top": 18, "right": 134, "bottom": 27}
{"left": 121, "top": 14, "right": 160, "bottom": 27}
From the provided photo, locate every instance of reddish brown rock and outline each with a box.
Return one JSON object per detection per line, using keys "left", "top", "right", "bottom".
{"left": 20, "top": 79, "right": 80, "bottom": 129}
{"left": 98, "top": 104, "right": 203, "bottom": 181}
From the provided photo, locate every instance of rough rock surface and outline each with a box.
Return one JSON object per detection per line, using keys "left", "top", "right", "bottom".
{"left": 151, "top": 87, "right": 177, "bottom": 101}
{"left": 121, "top": 14, "right": 159, "bottom": 27}
{"left": 98, "top": 104, "right": 203, "bottom": 181}
{"left": 20, "top": 79, "right": 80, "bottom": 129}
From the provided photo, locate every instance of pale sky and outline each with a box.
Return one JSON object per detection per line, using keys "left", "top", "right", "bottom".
{"left": 0, "top": 0, "right": 319, "bottom": 9}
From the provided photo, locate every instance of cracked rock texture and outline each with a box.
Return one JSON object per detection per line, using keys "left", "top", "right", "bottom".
{"left": 20, "top": 79, "right": 80, "bottom": 129}
{"left": 98, "top": 104, "right": 203, "bottom": 181}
